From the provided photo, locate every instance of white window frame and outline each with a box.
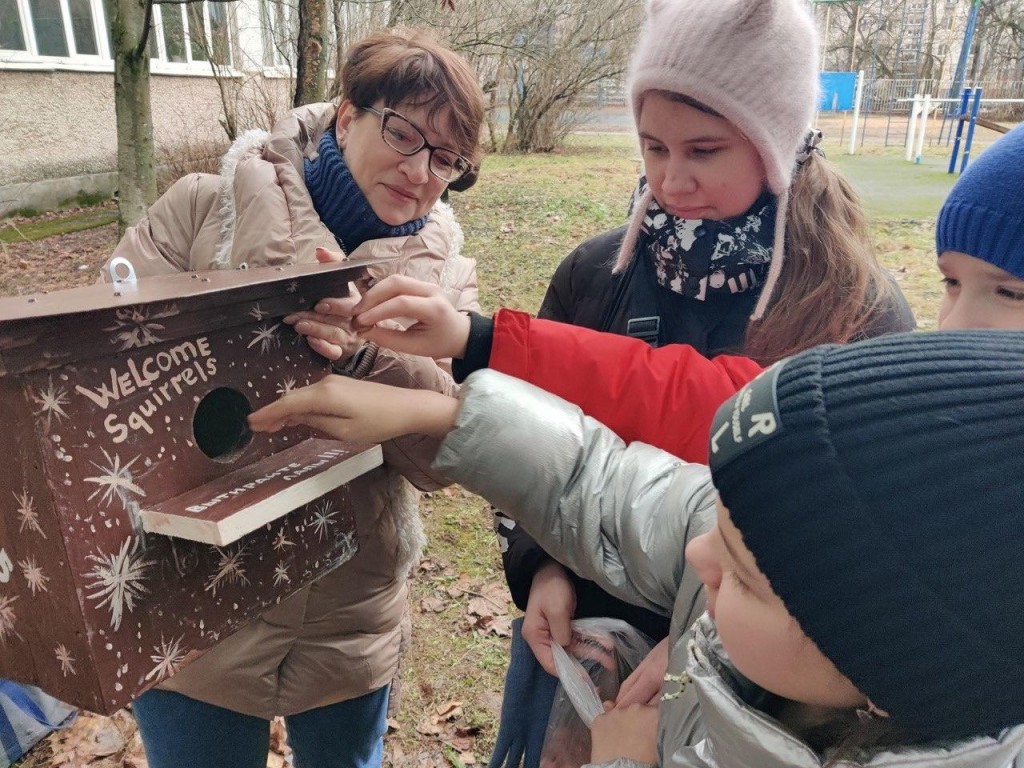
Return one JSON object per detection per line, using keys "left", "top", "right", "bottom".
{"left": 0, "top": 0, "right": 239, "bottom": 73}
{"left": 0, "top": 0, "right": 110, "bottom": 70}
{"left": 149, "top": 0, "right": 231, "bottom": 73}
{"left": 258, "top": 0, "right": 294, "bottom": 77}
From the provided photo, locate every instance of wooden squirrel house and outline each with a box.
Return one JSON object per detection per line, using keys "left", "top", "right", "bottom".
{"left": 0, "top": 259, "right": 385, "bottom": 714}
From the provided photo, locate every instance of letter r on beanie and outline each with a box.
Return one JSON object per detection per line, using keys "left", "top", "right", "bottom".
{"left": 709, "top": 362, "right": 785, "bottom": 466}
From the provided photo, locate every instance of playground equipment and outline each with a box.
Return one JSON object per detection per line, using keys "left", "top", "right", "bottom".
{"left": 901, "top": 88, "right": 1018, "bottom": 172}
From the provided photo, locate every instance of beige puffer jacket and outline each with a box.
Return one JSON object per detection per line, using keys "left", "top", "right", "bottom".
{"left": 103, "top": 103, "right": 479, "bottom": 717}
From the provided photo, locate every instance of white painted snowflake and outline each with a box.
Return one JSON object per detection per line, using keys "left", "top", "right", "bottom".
{"left": 308, "top": 500, "right": 338, "bottom": 542}
{"left": 272, "top": 528, "right": 295, "bottom": 552}
{"left": 286, "top": 281, "right": 299, "bottom": 294}
{"left": 13, "top": 490, "right": 46, "bottom": 539}
{"left": 247, "top": 323, "right": 282, "bottom": 354}
{"left": 145, "top": 635, "right": 188, "bottom": 682}
{"left": 30, "top": 377, "right": 70, "bottom": 431}
{"left": 205, "top": 545, "right": 250, "bottom": 596}
{"left": 85, "top": 536, "right": 154, "bottom": 631}
{"left": 249, "top": 303, "right": 270, "bottom": 321}
{"left": 85, "top": 449, "right": 146, "bottom": 511}
{"left": 276, "top": 377, "right": 297, "bottom": 396}
{"left": 104, "top": 304, "right": 178, "bottom": 350}
{"left": 0, "top": 594, "right": 19, "bottom": 645}
{"left": 55, "top": 644, "right": 76, "bottom": 677}
{"left": 333, "top": 530, "right": 358, "bottom": 567}
{"left": 272, "top": 562, "right": 291, "bottom": 587}
{"left": 19, "top": 555, "right": 49, "bottom": 595}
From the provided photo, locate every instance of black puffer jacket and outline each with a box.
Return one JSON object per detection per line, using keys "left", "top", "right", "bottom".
{"left": 496, "top": 224, "right": 917, "bottom": 641}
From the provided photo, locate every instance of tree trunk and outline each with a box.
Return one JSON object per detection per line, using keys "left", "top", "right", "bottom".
{"left": 104, "top": 0, "right": 157, "bottom": 233}
{"left": 294, "top": 0, "right": 326, "bottom": 107}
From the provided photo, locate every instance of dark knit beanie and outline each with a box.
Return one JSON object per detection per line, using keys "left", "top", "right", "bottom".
{"left": 936, "top": 123, "right": 1024, "bottom": 279}
{"left": 707, "top": 330, "right": 1024, "bottom": 742}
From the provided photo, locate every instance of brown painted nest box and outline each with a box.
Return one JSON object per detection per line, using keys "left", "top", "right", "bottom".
{"left": 0, "top": 258, "right": 387, "bottom": 714}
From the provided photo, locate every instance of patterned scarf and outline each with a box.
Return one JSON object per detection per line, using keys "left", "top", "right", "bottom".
{"left": 304, "top": 130, "right": 428, "bottom": 254}
{"left": 626, "top": 177, "right": 777, "bottom": 301}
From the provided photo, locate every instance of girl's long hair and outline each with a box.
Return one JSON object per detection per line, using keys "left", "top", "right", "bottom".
{"left": 743, "top": 152, "right": 896, "bottom": 365}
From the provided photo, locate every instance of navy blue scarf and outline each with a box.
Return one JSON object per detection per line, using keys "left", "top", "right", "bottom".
{"left": 304, "top": 130, "right": 428, "bottom": 254}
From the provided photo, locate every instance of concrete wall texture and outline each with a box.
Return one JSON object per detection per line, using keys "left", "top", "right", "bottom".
{"left": 0, "top": 70, "right": 291, "bottom": 216}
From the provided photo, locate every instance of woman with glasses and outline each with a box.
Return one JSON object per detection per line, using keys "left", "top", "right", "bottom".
{"left": 103, "top": 28, "right": 484, "bottom": 768}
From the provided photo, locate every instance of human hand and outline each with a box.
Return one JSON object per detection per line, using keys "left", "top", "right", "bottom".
{"left": 522, "top": 560, "right": 576, "bottom": 675}
{"left": 319, "top": 274, "right": 472, "bottom": 360}
{"left": 279, "top": 249, "right": 361, "bottom": 362}
{"left": 247, "top": 374, "right": 459, "bottom": 443}
{"left": 615, "top": 637, "right": 670, "bottom": 707}
{"left": 590, "top": 702, "right": 659, "bottom": 765}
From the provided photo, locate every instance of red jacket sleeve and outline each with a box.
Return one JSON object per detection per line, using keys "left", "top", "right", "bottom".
{"left": 488, "top": 308, "right": 764, "bottom": 463}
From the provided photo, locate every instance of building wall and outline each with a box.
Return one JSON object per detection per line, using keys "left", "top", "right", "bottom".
{"left": 0, "top": 69, "right": 292, "bottom": 215}
{"left": 0, "top": 0, "right": 299, "bottom": 215}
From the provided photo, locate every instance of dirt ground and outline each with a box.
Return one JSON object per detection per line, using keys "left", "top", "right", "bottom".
{"left": 0, "top": 214, "right": 119, "bottom": 295}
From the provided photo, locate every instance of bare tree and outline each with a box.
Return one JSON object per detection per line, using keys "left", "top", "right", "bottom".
{"left": 974, "top": 0, "right": 1024, "bottom": 81}
{"left": 294, "top": 0, "right": 327, "bottom": 105}
{"left": 395, "top": 0, "right": 641, "bottom": 153}
{"left": 104, "top": 0, "right": 157, "bottom": 231}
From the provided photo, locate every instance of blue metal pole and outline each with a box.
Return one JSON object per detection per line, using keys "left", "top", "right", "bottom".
{"left": 959, "top": 87, "right": 983, "bottom": 174}
{"left": 947, "top": 1, "right": 981, "bottom": 114}
{"left": 948, "top": 87, "right": 971, "bottom": 173}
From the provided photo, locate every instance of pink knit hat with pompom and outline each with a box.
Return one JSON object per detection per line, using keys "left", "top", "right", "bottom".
{"left": 614, "top": 0, "right": 820, "bottom": 319}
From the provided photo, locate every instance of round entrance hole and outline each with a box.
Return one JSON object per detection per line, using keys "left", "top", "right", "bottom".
{"left": 193, "top": 387, "right": 253, "bottom": 461}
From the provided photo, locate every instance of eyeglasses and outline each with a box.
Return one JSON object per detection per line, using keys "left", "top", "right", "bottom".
{"left": 361, "top": 106, "right": 472, "bottom": 184}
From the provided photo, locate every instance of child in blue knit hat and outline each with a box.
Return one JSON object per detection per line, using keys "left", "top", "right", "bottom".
{"left": 936, "top": 123, "right": 1024, "bottom": 329}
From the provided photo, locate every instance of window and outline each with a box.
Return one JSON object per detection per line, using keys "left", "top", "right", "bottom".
{"left": 1, "top": 0, "right": 106, "bottom": 60}
{"left": 151, "top": 1, "right": 232, "bottom": 68}
{"left": 0, "top": 0, "right": 27, "bottom": 51}
{"left": 0, "top": 0, "right": 232, "bottom": 70}
{"left": 259, "top": 0, "right": 294, "bottom": 69}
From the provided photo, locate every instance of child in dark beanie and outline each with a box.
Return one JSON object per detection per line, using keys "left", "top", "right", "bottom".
{"left": 248, "top": 329, "right": 1024, "bottom": 767}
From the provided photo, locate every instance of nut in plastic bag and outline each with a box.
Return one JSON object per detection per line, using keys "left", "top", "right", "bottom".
{"left": 540, "top": 618, "right": 653, "bottom": 768}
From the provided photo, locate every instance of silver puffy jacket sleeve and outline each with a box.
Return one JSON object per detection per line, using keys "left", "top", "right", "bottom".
{"left": 433, "top": 369, "right": 717, "bottom": 620}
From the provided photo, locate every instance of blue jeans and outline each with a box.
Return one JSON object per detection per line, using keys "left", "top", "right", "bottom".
{"left": 132, "top": 685, "right": 390, "bottom": 768}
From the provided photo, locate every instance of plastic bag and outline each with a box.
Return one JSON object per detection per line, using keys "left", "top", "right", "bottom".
{"left": 0, "top": 680, "right": 76, "bottom": 767}
{"left": 540, "top": 619, "right": 653, "bottom": 768}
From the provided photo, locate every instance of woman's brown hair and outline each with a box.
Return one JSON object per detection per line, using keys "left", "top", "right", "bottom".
{"left": 335, "top": 28, "right": 485, "bottom": 180}
{"left": 743, "top": 152, "right": 896, "bottom": 365}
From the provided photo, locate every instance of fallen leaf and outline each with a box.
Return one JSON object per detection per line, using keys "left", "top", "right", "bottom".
{"left": 420, "top": 596, "right": 446, "bottom": 613}
{"left": 416, "top": 718, "right": 443, "bottom": 736}
{"left": 467, "top": 597, "right": 494, "bottom": 619}
{"left": 387, "top": 717, "right": 402, "bottom": 732}
{"left": 390, "top": 743, "right": 406, "bottom": 764}
{"left": 446, "top": 735, "right": 474, "bottom": 751}
{"left": 269, "top": 717, "right": 291, "bottom": 756}
{"left": 487, "top": 615, "right": 513, "bottom": 637}
{"left": 435, "top": 701, "right": 463, "bottom": 720}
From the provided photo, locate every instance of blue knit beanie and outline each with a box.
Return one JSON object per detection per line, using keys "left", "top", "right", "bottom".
{"left": 708, "top": 330, "right": 1024, "bottom": 742}
{"left": 936, "top": 124, "right": 1024, "bottom": 279}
